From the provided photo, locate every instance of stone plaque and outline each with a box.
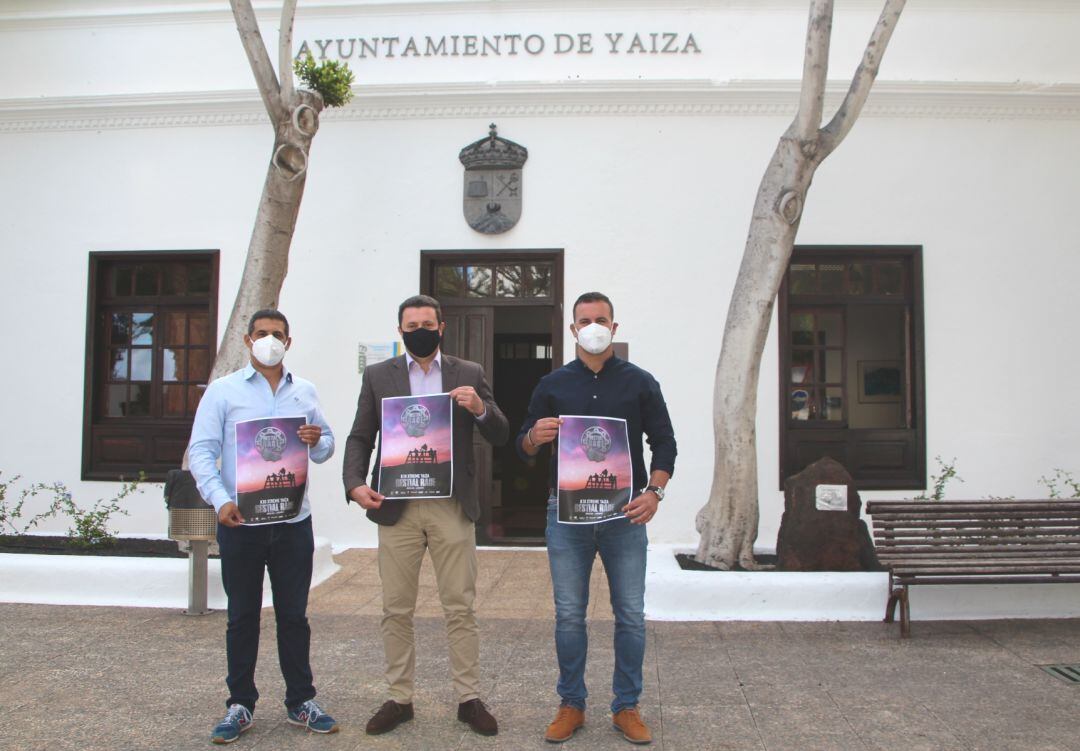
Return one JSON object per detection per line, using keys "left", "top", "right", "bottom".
{"left": 459, "top": 123, "right": 528, "bottom": 234}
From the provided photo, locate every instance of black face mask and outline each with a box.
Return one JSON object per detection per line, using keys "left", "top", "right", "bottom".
{"left": 402, "top": 327, "right": 442, "bottom": 358}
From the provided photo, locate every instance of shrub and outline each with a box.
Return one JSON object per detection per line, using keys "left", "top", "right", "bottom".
{"left": 293, "top": 54, "right": 355, "bottom": 107}
{"left": 0, "top": 471, "right": 144, "bottom": 548}
{"left": 0, "top": 472, "right": 65, "bottom": 535}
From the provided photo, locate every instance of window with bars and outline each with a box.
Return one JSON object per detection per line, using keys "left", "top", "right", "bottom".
{"left": 789, "top": 310, "right": 845, "bottom": 422}
{"left": 84, "top": 252, "right": 218, "bottom": 480}
{"left": 788, "top": 260, "right": 906, "bottom": 297}
{"left": 779, "top": 247, "right": 925, "bottom": 490}
{"left": 434, "top": 262, "right": 553, "bottom": 299}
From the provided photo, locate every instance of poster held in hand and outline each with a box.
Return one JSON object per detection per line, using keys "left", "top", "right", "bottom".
{"left": 379, "top": 393, "right": 454, "bottom": 499}
{"left": 235, "top": 416, "right": 308, "bottom": 525}
{"left": 557, "top": 415, "right": 633, "bottom": 524}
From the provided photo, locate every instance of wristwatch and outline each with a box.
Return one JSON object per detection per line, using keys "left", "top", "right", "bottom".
{"left": 642, "top": 485, "right": 665, "bottom": 501}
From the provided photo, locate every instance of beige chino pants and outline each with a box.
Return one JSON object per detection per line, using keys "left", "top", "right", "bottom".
{"left": 377, "top": 497, "right": 480, "bottom": 704}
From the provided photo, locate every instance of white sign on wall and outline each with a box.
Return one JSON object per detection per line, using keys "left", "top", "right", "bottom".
{"left": 358, "top": 342, "right": 402, "bottom": 374}
{"left": 815, "top": 484, "right": 848, "bottom": 512}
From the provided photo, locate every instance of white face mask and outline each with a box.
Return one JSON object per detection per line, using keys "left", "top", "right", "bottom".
{"left": 251, "top": 335, "right": 286, "bottom": 367}
{"left": 575, "top": 322, "right": 613, "bottom": 355}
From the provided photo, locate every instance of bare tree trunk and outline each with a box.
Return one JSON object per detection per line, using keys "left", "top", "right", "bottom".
{"left": 695, "top": 0, "right": 905, "bottom": 569}
{"left": 207, "top": 1, "right": 324, "bottom": 382}
{"left": 211, "top": 87, "right": 323, "bottom": 380}
{"left": 182, "top": 2, "right": 322, "bottom": 470}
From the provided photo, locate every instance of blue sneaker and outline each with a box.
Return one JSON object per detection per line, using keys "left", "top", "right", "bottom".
{"left": 210, "top": 704, "right": 253, "bottom": 744}
{"left": 287, "top": 699, "right": 339, "bottom": 734}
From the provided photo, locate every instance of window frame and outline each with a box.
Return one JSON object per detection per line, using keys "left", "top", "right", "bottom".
{"left": 420, "top": 249, "right": 562, "bottom": 308}
{"left": 778, "top": 245, "right": 926, "bottom": 490}
{"left": 82, "top": 250, "right": 219, "bottom": 481}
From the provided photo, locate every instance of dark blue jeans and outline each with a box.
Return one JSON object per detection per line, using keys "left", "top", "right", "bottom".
{"left": 216, "top": 516, "right": 315, "bottom": 713}
{"left": 545, "top": 505, "right": 648, "bottom": 714}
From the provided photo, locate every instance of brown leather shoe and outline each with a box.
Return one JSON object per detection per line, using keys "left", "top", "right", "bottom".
{"left": 365, "top": 700, "right": 413, "bottom": 735}
{"left": 612, "top": 707, "right": 652, "bottom": 745}
{"left": 545, "top": 705, "right": 585, "bottom": 743}
{"left": 457, "top": 698, "right": 498, "bottom": 736}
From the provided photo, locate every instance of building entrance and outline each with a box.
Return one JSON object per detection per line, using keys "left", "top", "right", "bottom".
{"left": 420, "top": 250, "right": 564, "bottom": 544}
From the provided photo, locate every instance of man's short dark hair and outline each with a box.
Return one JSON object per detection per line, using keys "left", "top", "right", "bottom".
{"left": 247, "top": 309, "right": 289, "bottom": 337}
{"left": 398, "top": 294, "right": 443, "bottom": 325}
{"left": 572, "top": 292, "right": 614, "bottom": 320}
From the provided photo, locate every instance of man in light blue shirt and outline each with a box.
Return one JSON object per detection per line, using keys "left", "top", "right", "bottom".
{"left": 188, "top": 309, "right": 338, "bottom": 744}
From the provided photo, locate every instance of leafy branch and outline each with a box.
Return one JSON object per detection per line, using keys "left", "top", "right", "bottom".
{"left": 913, "top": 456, "right": 963, "bottom": 501}
{"left": 0, "top": 472, "right": 66, "bottom": 535}
{"left": 1038, "top": 469, "right": 1080, "bottom": 500}
{"left": 293, "top": 54, "right": 354, "bottom": 107}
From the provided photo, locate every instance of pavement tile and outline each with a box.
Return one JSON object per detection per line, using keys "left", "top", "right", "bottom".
{"left": 961, "top": 727, "right": 1080, "bottom": 751}
{"left": 657, "top": 678, "right": 747, "bottom": 708}
{"left": 842, "top": 701, "right": 970, "bottom": 751}
{"left": 740, "top": 686, "right": 836, "bottom": 709}
{"left": 659, "top": 704, "right": 766, "bottom": 751}
{"left": 750, "top": 702, "right": 867, "bottom": 751}
{"left": 713, "top": 622, "right": 786, "bottom": 640}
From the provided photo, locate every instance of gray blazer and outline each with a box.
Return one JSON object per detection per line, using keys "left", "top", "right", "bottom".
{"left": 342, "top": 353, "right": 509, "bottom": 525}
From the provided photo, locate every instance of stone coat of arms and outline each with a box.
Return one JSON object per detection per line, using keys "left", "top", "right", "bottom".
{"left": 459, "top": 124, "right": 528, "bottom": 234}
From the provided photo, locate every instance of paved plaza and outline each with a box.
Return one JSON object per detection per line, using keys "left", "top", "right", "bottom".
{"left": 3, "top": 548, "right": 1080, "bottom": 750}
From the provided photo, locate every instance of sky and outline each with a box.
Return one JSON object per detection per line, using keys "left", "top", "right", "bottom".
{"left": 558, "top": 415, "right": 632, "bottom": 491}
{"left": 235, "top": 416, "right": 308, "bottom": 494}
{"left": 380, "top": 393, "right": 453, "bottom": 468}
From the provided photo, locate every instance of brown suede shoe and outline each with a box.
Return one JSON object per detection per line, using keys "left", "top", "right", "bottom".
{"left": 365, "top": 700, "right": 413, "bottom": 735}
{"left": 545, "top": 705, "right": 585, "bottom": 743}
{"left": 457, "top": 698, "right": 498, "bottom": 736}
{"left": 612, "top": 707, "right": 652, "bottom": 745}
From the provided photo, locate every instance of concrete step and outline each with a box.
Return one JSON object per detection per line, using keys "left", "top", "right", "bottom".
{"left": 0, "top": 535, "right": 339, "bottom": 610}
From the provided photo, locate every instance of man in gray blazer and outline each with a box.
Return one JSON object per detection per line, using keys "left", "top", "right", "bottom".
{"left": 344, "top": 294, "right": 508, "bottom": 737}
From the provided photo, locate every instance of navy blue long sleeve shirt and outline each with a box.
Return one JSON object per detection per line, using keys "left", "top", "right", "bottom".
{"left": 516, "top": 356, "right": 677, "bottom": 493}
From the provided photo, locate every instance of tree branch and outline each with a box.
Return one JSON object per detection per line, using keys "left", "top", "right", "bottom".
{"left": 791, "top": 0, "right": 833, "bottom": 141}
{"left": 278, "top": 0, "right": 299, "bottom": 104}
{"left": 229, "top": 0, "right": 286, "bottom": 122}
{"left": 817, "top": 0, "right": 906, "bottom": 159}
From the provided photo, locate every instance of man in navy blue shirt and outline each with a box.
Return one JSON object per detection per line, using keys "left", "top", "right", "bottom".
{"left": 517, "top": 292, "right": 676, "bottom": 745}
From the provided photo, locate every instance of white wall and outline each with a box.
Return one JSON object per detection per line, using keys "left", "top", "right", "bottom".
{"left": 1, "top": 0, "right": 1079, "bottom": 552}
{"left": 4, "top": 1, "right": 1080, "bottom": 97}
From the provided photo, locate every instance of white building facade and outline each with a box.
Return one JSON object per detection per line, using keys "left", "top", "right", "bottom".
{"left": 1, "top": 0, "right": 1079, "bottom": 553}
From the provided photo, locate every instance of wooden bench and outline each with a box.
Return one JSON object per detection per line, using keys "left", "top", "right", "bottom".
{"left": 865, "top": 500, "right": 1080, "bottom": 637}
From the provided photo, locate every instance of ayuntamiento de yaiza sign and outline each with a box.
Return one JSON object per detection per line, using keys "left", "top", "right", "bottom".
{"left": 295, "top": 32, "right": 702, "bottom": 61}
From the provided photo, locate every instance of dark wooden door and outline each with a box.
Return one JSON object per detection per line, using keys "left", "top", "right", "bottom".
{"left": 420, "top": 250, "right": 564, "bottom": 543}
{"left": 441, "top": 306, "right": 495, "bottom": 535}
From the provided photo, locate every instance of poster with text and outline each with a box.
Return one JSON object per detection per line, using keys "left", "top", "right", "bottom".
{"left": 379, "top": 394, "right": 454, "bottom": 499}
{"left": 358, "top": 341, "right": 403, "bottom": 375}
{"left": 235, "top": 416, "right": 307, "bottom": 525}
{"left": 557, "top": 415, "right": 633, "bottom": 524}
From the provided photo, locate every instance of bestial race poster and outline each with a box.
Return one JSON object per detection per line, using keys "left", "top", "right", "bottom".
{"left": 379, "top": 394, "right": 454, "bottom": 499}
{"left": 557, "top": 415, "right": 633, "bottom": 524}
{"left": 234, "top": 416, "right": 308, "bottom": 525}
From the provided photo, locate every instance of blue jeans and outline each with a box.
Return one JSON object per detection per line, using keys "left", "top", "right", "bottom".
{"left": 545, "top": 505, "right": 647, "bottom": 714}
{"left": 217, "top": 516, "right": 315, "bottom": 713}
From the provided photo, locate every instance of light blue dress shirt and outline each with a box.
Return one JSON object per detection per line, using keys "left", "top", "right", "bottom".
{"left": 187, "top": 363, "right": 334, "bottom": 523}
